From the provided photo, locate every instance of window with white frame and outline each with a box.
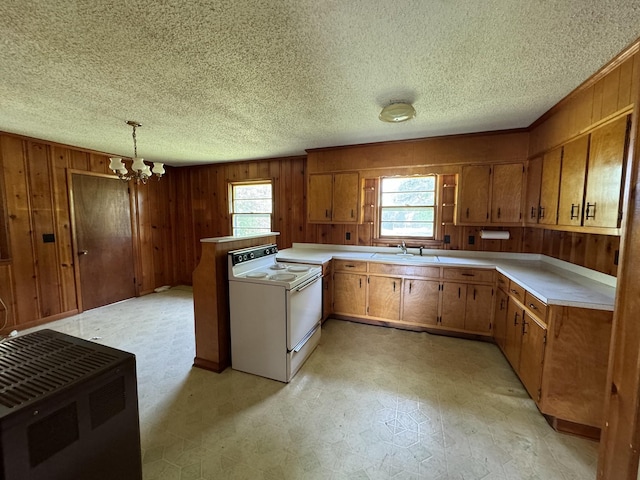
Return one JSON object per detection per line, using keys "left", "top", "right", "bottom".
{"left": 230, "top": 181, "right": 273, "bottom": 236}
{"left": 379, "top": 176, "right": 436, "bottom": 238}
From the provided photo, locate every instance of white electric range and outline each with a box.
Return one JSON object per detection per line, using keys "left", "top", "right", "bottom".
{"left": 228, "top": 244, "right": 322, "bottom": 382}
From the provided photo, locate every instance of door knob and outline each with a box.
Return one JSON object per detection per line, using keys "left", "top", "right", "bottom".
{"left": 78, "top": 250, "right": 88, "bottom": 256}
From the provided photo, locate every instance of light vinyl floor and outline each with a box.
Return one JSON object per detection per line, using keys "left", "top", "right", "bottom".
{"left": 22, "top": 287, "right": 598, "bottom": 479}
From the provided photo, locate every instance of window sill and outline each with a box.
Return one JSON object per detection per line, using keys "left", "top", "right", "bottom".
{"left": 373, "top": 238, "right": 444, "bottom": 248}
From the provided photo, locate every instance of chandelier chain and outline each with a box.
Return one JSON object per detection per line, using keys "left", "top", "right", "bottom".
{"left": 132, "top": 124, "right": 138, "bottom": 158}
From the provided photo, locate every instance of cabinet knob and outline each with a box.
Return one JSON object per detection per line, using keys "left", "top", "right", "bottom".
{"left": 586, "top": 202, "right": 596, "bottom": 220}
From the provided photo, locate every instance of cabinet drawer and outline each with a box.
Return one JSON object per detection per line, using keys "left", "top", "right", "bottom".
{"left": 443, "top": 268, "right": 494, "bottom": 283}
{"left": 333, "top": 259, "right": 367, "bottom": 272}
{"left": 496, "top": 272, "right": 509, "bottom": 292}
{"left": 369, "top": 263, "right": 439, "bottom": 278}
{"left": 508, "top": 281, "right": 526, "bottom": 302}
{"left": 525, "top": 291, "right": 547, "bottom": 320}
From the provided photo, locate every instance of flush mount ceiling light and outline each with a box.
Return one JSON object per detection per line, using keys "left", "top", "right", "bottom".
{"left": 109, "top": 120, "right": 165, "bottom": 184}
{"left": 379, "top": 102, "right": 416, "bottom": 123}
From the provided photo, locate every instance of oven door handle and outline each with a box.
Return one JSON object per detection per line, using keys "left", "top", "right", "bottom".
{"left": 293, "top": 323, "right": 320, "bottom": 352}
{"left": 295, "top": 275, "right": 321, "bottom": 292}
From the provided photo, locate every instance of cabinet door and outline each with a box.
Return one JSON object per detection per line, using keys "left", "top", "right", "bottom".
{"left": 583, "top": 115, "right": 629, "bottom": 228}
{"left": 493, "top": 288, "right": 508, "bottom": 350}
{"left": 440, "top": 282, "right": 467, "bottom": 330}
{"left": 465, "top": 284, "right": 494, "bottom": 334}
{"left": 538, "top": 147, "right": 562, "bottom": 226}
{"left": 558, "top": 136, "right": 588, "bottom": 226}
{"left": 491, "top": 163, "right": 523, "bottom": 223}
{"left": 504, "top": 300, "right": 523, "bottom": 369}
{"left": 367, "top": 276, "right": 401, "bottom": 320}
{"left": 458, "top": 165, "right": 490, "bottom": 223}
{"left": 308, "top": 174, "right": 333, "bottom": 223}
{"left": 332, "top": 172, "right": 360, "bottom": 223}
{"left": 519, "top": 312, "right": 546, "bottom": 401}
{"left": 333, "top": 272, "right": 366, "bottom": 316}
{"left": 524, "top": 157, "right": 542, "bottom": 225}
{"left": 402, "top": 279, "right": 439, "bottom": 326}
{"left": 322, "top": 273, "right": 333, "bottom": 321}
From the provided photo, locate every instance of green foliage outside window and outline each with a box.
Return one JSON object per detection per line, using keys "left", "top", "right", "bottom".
{"left": 380, "top": 176, "right": 436, "bottom": 238}
{"left": 231, "top": 182, "right": 272, "bottom": 236}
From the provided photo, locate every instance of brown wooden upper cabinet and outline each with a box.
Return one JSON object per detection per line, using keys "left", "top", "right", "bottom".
{"left": 538, "top": 148, "right": 562, "bottom": 226}
{"left": 558, "top": 135, "right": 589, "bottom": 227}
{"left": 308, "top": 172, "right": 360, "bottom": 223}
{"left": 458, "top": 165, "right": 490, "bottom": 223}
{"left": 458, "top": 163, "right": 523, "bottom": 225}
{"left": 557, "top": 115, "right": 629, "bottom": 229}
{"left": 583, "top": 115, "right": 629, "bottom": 229}
{"left": 524, "top": 156, "right": 542, "bottom": 225}
{"left": 491, "top": 163, "right": 524, "bottom": 223}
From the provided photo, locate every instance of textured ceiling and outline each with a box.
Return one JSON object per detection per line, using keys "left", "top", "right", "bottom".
{"left": 1, "top": 1, "right": 640, "bottom": 166}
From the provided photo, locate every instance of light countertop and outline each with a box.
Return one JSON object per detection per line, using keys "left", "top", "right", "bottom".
{"left": 200, "top": 232, "right": 280, "bottom": 243}
{"left": 276, "top": 243, "right": 616, "bottom": 311}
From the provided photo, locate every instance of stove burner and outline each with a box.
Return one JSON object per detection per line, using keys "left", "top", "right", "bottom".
{"left": 288, "top": 265, "right": 310, "bottom": 272}
{"left": 270, "top": 273, "right": 296, "bottom": 281}
{"left": 246, "top": 272, "right": 268, "bottom": 278}
{"left": 270, "top": 264, "right": 287, "bottom": 270}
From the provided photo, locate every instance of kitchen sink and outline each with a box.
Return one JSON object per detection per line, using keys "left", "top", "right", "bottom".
{"left": 371, "top": 253, "right": 439, "bottom": 262}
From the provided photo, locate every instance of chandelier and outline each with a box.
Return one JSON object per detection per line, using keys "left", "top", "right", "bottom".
{"left": 109, "top": 121, "right": 164, "bottom": 184}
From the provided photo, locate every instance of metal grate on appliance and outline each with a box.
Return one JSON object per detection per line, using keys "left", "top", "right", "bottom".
{"left": 0, "top": 330, "right": 120, "bottom": 410}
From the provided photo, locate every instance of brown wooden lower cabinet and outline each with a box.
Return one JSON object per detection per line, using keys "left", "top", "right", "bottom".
{"left": 321, "top": 261, "right": 333, "bottom": 321}
{"left": 539, "top": 306, "right": 612, "bottom": 433}
{"left": 497, "top": 278, "right": 612, "bottom": 437}
{"left": 519, "top": 312, "right": 547, "bottom": 400}
{"left": 493, "top": 288, "right": 508, "bottom": 349}
{"left": 464, "top": 284, "right": 494, "bottom": 334}
{"left": 401, "top": 279, "right": 439, "bottom": 325}
{"left": 440, "top": 282, "right": 467, "bottom": 330}
{"left": 367, "top": 275, "right": 401, "bottom": 319}
{"left": 503, "top": 298, "right": 523, "bottom": 369}
{"left": 333, "top": 271, "right": 366, "bottom": 316}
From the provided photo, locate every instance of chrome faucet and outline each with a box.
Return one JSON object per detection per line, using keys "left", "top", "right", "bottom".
{"left": 397, "top": 240, "right": 407, "bottom": 254}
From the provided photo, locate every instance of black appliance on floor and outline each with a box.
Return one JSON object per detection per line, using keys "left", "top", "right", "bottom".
{"left": 0, "top": 329, "right": 142, "bottom": 480}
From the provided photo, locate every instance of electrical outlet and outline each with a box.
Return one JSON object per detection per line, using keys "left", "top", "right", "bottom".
{"left": 345, "top": 232, "right": 351, "bottom": 240}
{"left": 444, "top": 235, "right": 451, "bottom": 244}
{"left": 468, "top": 235, "right": 475, "bottom": 245}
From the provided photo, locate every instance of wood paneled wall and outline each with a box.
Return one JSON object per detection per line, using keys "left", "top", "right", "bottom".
{"left": 0, "top": 133, "right": 177, "bottom": 334}
{"left": 529, "top": 50, "right": 639, "bottom": 156}
{"left": 308, "top": 131, "right": 529, "bottom": 173}
{"left": 171, "top": 156, "right": 307, "bottom": 285}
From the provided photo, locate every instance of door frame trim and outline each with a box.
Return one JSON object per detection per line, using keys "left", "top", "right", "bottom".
{"left": 67, "top": 170, "right": 140, "bottom": 312}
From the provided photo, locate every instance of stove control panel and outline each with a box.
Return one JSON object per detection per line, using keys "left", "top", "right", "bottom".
{"left": 230, "top": 244, "right": 278, "bottom": 266}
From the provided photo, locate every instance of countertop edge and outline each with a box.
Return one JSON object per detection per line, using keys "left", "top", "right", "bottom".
{"left": 277, "top": 245, "right": 615, "bottom": 311}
